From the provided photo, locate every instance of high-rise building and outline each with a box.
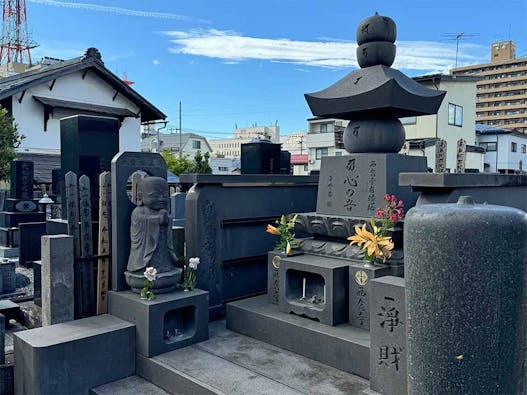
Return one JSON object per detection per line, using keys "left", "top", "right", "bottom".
{"left": 451, "top": 41, "right": 527, "bottom": 133}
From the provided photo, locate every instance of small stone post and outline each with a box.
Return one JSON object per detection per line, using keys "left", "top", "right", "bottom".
{"left": 41, "top": 235, "right": 75, "bottom": 326}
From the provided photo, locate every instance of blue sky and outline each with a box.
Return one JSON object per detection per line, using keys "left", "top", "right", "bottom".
{"left": 25, "top": 0, "right": 527, "bottom": 139}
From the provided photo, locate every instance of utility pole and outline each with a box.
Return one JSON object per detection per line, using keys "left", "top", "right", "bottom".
{"left": 299, "top": 135, "right": 305, "bottom": 155}
{"left": 179, "top": 101, "right": 182, "bottom": 158}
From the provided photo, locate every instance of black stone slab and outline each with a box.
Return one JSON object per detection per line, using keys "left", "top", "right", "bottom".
{"left": 369, "top": 276, "right": 406, "bottom": 395}
{"left": 3, "top": 198, "right": 39, "bottom": 213}
{"left": 0, "top": 212, "right": 45, "bottom": 228}
{"left": 226, "top": 294, "right": 370, "bottom": 379}
{"left": 399, "top": 172, "right": 527, "bottom": 212}
{"left": 0, "top": 227, "right": 18, "bottom": 248}
{"left": 45, "top": 218, "right": 68, "bottom": 235}
{"left": 33, "top": 260, "right": 42, "bottom": 307}
{"left": 18, "top": 222, "right": 46, "bottom": 267}
{"left": 317, "top": 154, "right": 426, "bottom": 218}
{"left": 349, "top": 262, "right": 402, "bottom": 330}
{"left": 60, "top": 115, "right": 120, "bottom": 220}
{"left": 10, "top": 160, "right": 33, "bottom": 200}
{"left": 0, "top": 261, "right": 16, "bottom": 294}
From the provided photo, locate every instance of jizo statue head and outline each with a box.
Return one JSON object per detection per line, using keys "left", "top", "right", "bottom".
{"left": 137, "top": 176, "right": 169, "bottom": 210}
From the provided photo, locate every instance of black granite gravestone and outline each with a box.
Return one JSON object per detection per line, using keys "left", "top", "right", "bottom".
{"left": 241, "top": 140, "right": 281, "bottom": 174}
{"left": 60, "top": 115, "right": 120, "bottom": 220}
{"left": 18, "top": 222, "right": 46, "bottom": 268}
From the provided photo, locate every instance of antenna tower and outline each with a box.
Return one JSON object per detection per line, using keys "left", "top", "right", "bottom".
{"left": 442, "top": 32, "right": 479, "bottom": 68}
{"left": 0, "top": 0, "right": 38, "bottom": 65}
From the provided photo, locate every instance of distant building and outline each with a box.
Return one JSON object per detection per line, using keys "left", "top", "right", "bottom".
{"left": 210, "top": 125, "right": 280, "bottom": 158}
{"left": 451, "top": 41, "right": 527, "bottom": 133}
{"left": 476, "top": 123, "right": 527, "bottom": 173}
{"left": 140, "top": 132, "right": 212, "bottom": 158}
{"left": 209, "top": 157, "right": 241, "bottom": 175}
{"left": 403, "top": 74, "right": 484, "bottom": 172}
{"left": 281, "top": 131, "right": 308, "bottom": 175}
{"left": 0, "top": 48, "right": 165, "bottom": 153}
{"left": 305, "top": 118, "right": 347, "bottom": 172}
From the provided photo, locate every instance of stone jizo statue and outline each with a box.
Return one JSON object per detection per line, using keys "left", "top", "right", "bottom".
{"left": 124, "top": 176, "right": 181, "bottom": 293}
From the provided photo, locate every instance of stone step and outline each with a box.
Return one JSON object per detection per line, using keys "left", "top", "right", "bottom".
{"left": 90, "top": 375, "right": 170, "bottom": 395}
{"left": 137, "top": 320, "right": 369, "bottom": 395}
{"left": 226, "top": 294, "right": 371, "bottom": 379}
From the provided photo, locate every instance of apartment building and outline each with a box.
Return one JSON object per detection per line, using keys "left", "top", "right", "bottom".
{"left": 305, "top": 118, "right": 348, "bottom": 172}
{"left": 210, "top": 125, "right": 280, "bottom": 158}
{"left": 451, "top": 41, "right": 527, "bottom": 133}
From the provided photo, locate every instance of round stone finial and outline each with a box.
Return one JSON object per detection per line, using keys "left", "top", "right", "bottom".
{"left": 356, "top": 13, "right": 397, "bottom": 68}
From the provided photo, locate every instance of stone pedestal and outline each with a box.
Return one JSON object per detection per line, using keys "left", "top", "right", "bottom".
{"left": 108, "top": 289, "right": 209, "bottom": 358}
{"left": 41, "top": 235, "right": 75, "bottom": 326}
{"left": 278, "top": 254, "right": 348, "bottom": 326}
{"left": 369, "top": 276, "right": 407, "bottom": 395}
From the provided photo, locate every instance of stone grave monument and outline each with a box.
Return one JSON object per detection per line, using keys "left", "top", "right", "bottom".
{"left": 108, "top": 152, "right": 209, "bottom": 358}
{"left": 227, "top": 12, "right": 444, "bottom": 389}
{"left": 0, "top": 160, "right": 45, "bottom": 258}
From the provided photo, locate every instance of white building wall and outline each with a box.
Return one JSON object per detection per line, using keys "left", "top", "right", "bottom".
{"left": 13, "top": 70, "right": 141, "bottom": 151}
{"left": 477, "top": 133, "right": 527, "bottom": 172}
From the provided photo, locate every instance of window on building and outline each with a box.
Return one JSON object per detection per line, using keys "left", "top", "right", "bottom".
{"left": 479, "top": 142, "right": 497, "bottom": 152}
{"left": 218, "top": 166, "right": 229, "bottom": 171}
{"left": 316, "top": 148, "right": 328, "bottom": 160}
{"left": 522, "top": 144, "right": 526, "bottom": 154}
{"left": 448, "top": 103, "right": 463, "bottom": 127}
{"left": 192, "top": 140, "right": 201, "bottom": 149}
{"left": 511, "top": 142, "right": 517, "bottom": 152}
{"left": 400, "top": 117, "right": 417, "bottom": 125}
{"left": 335, "top": 151, "right": 342, "bottom": 156}
{"left": 319, "top": 123, "right": 333, "bottom": 133}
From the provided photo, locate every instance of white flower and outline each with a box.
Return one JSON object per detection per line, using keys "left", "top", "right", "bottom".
{"left": 188, "top": 257, "right": 200, "bottom": 270}
{"left": 144, "top": 267, "right": 157, "bottom": 281}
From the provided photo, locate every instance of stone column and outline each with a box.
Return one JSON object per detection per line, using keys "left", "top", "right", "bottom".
{"left": 405, "top": 198, "right": 527, "bottom": 394}
{"left": 41, "top": 235, "right": 74, "bottom": 326}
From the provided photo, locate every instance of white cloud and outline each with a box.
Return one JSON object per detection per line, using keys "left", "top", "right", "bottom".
{"left": 164, "top": 29, "right": 487, "bottom": 73}
{"left": 152, "top": 59, "right": 160, "bottom": 66}
{"left": 27, "top": 0, "right": 204, "bottom": 22}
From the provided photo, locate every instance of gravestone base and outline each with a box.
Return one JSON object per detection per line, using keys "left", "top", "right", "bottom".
{"left": 0, "top": 227, "right": 18, "bottom": 248}
{"left": 278, "top": 254, "right": 348, "bottom": 326}
{"left": 0, "top": 212, "right": 45, "bottom": 228}
{"left": 0, "top": 247, "right": 18, "bottom": 259}
{"left": 108, "top": 289, "right": 209, "bottom": 358}
{"left": 349, "top": 261, "right": 404, "bottom": 330}
{"left": 0, "top": 361, "right": 13, "bottom": 395}
{"left": 226, "top": 294, "right": 370, "bottom": 379}
{"left": 14, "top": 314, "right": 135, "bottom": 395}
